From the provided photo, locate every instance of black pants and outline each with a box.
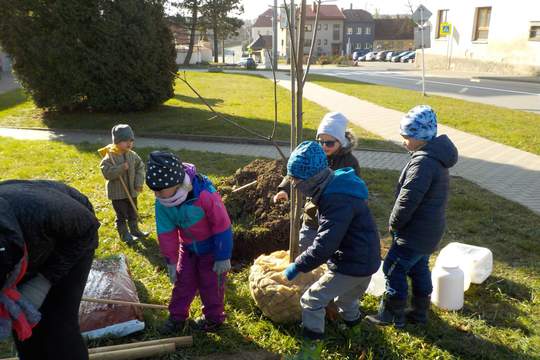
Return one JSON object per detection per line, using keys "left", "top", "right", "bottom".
{"left": 15, "top": 251, "right": 95, "bottom": 360}
{"left": 112, "top": 197, "right": 138, "bottom": 223}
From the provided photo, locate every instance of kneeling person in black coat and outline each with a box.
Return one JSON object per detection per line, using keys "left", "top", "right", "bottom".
{"left": 0, "top": 180, "right": 100, "bottom": 360}
{"left": 283, "top": 141, "right": 380, "bottom": 359}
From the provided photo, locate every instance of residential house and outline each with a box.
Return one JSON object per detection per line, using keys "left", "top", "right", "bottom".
{"left": 252, "top": 9, "right": 274, "bottom": 41}
{"left": 278, "top": 4, "right": 346, "bottom": 59}
{"left": 168, "top": 21, "right": 213, "bottom": 65}
{"left": 248, "top": 35, "right": 273, "bottom": 65}
{"left": 374, "top": 16, "right": 415, "bottom": 50}
{"left": 420, "top": 0, "right": 540, "bottom": 75}
{"left": 342, "top": 5, "right": 374, "bottom": 54}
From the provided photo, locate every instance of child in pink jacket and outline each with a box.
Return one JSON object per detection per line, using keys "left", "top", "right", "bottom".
{"left": 145, "top": 151, "right": 233, "bottom": 333}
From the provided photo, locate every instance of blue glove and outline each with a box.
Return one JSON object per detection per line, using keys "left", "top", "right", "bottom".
{"left": 283, "top": 263, "right": 299, "bottom": 281}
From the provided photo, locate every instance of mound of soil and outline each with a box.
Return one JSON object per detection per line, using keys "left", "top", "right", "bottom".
{"left": 221, "top": 159, "right": 290, "bottom": 263}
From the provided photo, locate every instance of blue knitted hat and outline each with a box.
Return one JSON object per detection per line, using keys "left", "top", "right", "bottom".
{"left": 287, "top": 141, "right": 328, "bottom": 180}
{"left": 400, "top": 105, "right": 438, "bottom": 141}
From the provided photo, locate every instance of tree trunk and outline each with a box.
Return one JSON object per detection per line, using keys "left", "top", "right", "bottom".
{"left": 213, "top": 23, "right": 219, "bottom": 63}
{"left": 184, "top": 2, "right": 198, "bottom": 66}
{"left": 222, "top": 38, "right": 226, "bottom": 63}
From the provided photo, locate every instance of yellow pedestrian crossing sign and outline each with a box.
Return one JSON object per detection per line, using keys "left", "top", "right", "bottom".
{"left": 440, "top": 22, "right": 452, "bottom": 36}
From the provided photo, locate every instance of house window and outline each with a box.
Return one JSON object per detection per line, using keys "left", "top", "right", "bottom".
{"left": 365, "top": 43, "right": 371, "bottom": 49}
{"left": 436, "top": 9, "right": 449, "bottom": 38}
{"left": 365, "top": 26, "right": 371, "bottom": 35}
{"left": 318, "top": 24, "right": 321, "bottom": 31}
{"left": 324, "top": 24, "right": 328, "bottom": 31}
{"left": 473, "top": 7, "right": 491, "bottom": 41}
{"left": 333, "top": 24, "right": 340, "bottom": 41}
{"left": 324, "top": 39, "right": 328, "bottom": 46}
{"left": 347, "top": 27, "right": 353, "bottom": 35}
{"left": 304, "top": 39, "right": 312, "bottom": 48}
{"left": 317, "top": 39, "right": 321, "bottom": 46}
{"left": 357, "top": 27, "right": 362, "bottom": 35}
{"left": 305, "top": 24, "right": 312, "bottom": 32}
{"left": 530, "top": 22, "right": 540, "bottom": 41}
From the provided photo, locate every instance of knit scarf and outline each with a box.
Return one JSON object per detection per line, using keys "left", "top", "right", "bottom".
{"left": 0, "top": 245, "right": 41, "bottom": 341}
{"left": 158, "top": 175, "right": 193, "bottom": 208}
{"left": 295, "top": 167, "right": 334, "bottom": 205}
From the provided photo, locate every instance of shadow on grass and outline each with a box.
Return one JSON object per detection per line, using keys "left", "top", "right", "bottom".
{"left": 173, "top": 94, "right": 224, "bottom": 107}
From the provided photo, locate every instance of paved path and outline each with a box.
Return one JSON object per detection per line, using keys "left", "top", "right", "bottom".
{"left": 247, "top": 71, "right": 540, "bottom": 215}
{"left": 0, "top": 73, "right": 21, "bottom": 94}
{"left": 0, "top": 127, "right": 410, "bottom": 172}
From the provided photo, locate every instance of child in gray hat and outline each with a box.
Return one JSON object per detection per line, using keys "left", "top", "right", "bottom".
{"left": 99, "top": 124, "right": 148, "bottom": 243}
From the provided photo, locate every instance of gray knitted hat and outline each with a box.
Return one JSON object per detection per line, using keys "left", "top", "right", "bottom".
{"left": 112, "top": 124, "right": 135, "bottom": 144}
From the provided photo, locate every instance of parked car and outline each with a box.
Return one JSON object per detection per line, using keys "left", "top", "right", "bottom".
{"left": 238, "top": 57, "right": 256, "bottom": 69}
{"left": 375, "top": 51, "right": 391, "bottom": 61}
{"left": 357, "top": 51, "right": 373, "bottom": 61}
{"left": 391, "top": 51, "right": 412, "bottom": 62}
{"left": 365, "top": 51, "right": 379, "bottom": 61}
{"left": 385, "top": 51, "right": 398, "bottom": 61}
{"left": 400, "top": 51, "right": 416, "bottom": 63}
{"left": 352, "top": 49, "right": 370, "bottom": 61}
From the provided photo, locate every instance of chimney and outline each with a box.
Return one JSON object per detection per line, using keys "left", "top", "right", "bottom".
{"left": 350, "top": 3, "right": 353, "bottom": 10}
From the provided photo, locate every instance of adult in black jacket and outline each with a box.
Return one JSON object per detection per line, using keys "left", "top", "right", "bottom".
{"left": 274, "top": 112, "right": 361, "bottom": 252}
{"left": 0, "top": 180, "right": 100, "bottom": 360}
{"left": 367, "top": 105, "right": 458, "bottom": 328}
{"left": 282, "top": 141, "right": 380, "bottom": 359}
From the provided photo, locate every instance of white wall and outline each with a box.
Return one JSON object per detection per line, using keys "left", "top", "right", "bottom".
{"left": 278, "top": 20, "right": 344, "bottom": 57}
{"left": 423, "top": 0, "right": 540, "bottom": 68}
{"left": 252, "top": 27, "right": 273, "bottom": 41}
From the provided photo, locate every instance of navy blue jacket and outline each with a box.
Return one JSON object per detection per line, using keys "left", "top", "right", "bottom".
{"left": 390, "top": 135, "right": 458, "bottom": 254}
{"left": 294, "top": 168, "right": 381, "bottom": 277}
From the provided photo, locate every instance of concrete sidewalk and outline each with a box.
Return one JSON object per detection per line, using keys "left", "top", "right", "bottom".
{"left": 1, "top": 126, "right": 539, "bottom": 214}
{"left": 0, "top": 72, "right": 21, "bottom": 94}
{"left": 250, "top": 70, "right": 540, "bottom": 214}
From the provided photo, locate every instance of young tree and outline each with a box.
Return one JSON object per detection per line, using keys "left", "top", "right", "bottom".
{"left": 220, "top": 17, "right": 244, "bottom": 63}
{"left": 201, "top": 0, "right": 243, "bottom": 63}
{"left": 0, "top": 0, "right": 177, "bottom": 112}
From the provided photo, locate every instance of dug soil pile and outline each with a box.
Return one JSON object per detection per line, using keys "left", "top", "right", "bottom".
{"left": 221, "top": 159, "right": 290, "bottom": 263}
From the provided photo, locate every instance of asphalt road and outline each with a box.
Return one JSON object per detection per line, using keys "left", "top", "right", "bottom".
{"left": 308, "top": 65, "right": 540, "bottom": 114}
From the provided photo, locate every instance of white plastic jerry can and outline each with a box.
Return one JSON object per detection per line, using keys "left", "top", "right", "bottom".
{"left": 435, "top": 242, "right": 493, "bottom": 291}
{"left": 366, "top": 261, "right": 385, "bottom": 297}
{"left": 431, "top": 263, "right": 464, "bottom": 310}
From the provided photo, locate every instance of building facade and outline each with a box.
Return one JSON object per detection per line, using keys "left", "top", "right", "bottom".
{"left": 279, "top": 4, "right": 346, "bottom": 58}
{"left": 373, "top": 17, "right": 415, "bottom": 51}
{"left": 342, "top": 7, "right": 374, "bottom": 53}
{"left": 421, "top": 0, "right": 540, "bottom": 75}
{"left": 252, "top": 9, "right": 274, "bottom": 41}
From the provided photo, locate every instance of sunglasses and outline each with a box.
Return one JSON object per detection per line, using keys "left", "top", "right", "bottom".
{"left": 318, "top": 140, "right": 337, "bottom": 148}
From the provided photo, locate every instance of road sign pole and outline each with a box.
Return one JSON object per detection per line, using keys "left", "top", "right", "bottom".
{"left": 421, "top": 8, "right": 426, "bottom": 97}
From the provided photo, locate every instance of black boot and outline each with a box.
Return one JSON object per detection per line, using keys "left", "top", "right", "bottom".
{"left": 406, "top": 296, "right": 431, "bottom": 325}
{"left": 116, "top": 220, "right": 134, "bottom": 243}
{"left": 128, "top": 220, "right": 149, "bottom": 239}
{"left": 159, "top": 317, "right": 185, "bottom": 335}
{"left": 365, "top": 296, "right": 406, "bottom": 328}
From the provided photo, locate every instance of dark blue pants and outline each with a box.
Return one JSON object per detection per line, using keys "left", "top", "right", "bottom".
{"left": 383, "top": 242, "right": 433, "bottom": 300}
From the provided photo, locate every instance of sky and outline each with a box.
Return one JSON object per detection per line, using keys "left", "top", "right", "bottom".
{"left": 240, "top": 0, "right": 415, "bottom": 20}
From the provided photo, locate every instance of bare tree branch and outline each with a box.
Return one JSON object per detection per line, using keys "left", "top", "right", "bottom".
{"left": 175, "top": 72, "right": 287, "bottom": 161}
{"left": 283, "top": 1, "right": 299, "bottom": 75}
{"left": 264, "top": 48, "right": 279, "bottom": 141}
{"left": 302, "top": 0, "right": 321, "bottom": 86}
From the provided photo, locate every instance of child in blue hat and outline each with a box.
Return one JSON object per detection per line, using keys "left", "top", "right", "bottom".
{"left": 366, "top": 105, "right": 458, "bottom": 328}
{"left": 283, "top": 141, "right": 380, "bottom": 359}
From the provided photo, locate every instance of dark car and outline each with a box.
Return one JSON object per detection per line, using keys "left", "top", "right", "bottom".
{"left": 391, "top": 51, "right": 412, "bottom": 62}
{"left": 400, "top": 51, "right": 416, "bottom": 63}
{"left": 238, "top": 57, "right": 256, "bottom": 69}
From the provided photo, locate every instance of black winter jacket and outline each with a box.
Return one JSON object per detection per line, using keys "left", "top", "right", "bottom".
{"left": 294, "top": 168, "right": 380, "bottom": 277}
{"left": 389, "top": 135, "right": 458, "bottom": 254}
{"left": 0, "top": 180, "right": 100, "bottom": 287}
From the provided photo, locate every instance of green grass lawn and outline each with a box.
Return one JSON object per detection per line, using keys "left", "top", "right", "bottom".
{"left": 308, "top": 74, "right": 540, "bottom": 155}
{"left": 0, "top": 138, "right": 538, "bottom": 359}
{"left": 0, "top": 71, "right": 400, "bottom": 152}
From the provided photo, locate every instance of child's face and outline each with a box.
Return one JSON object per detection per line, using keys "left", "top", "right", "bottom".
{"left": 154, "top": 185, "right": 179, "bottom": 199}
{"left": 116, "top": 140, "right": 134, "bottom": 152}
{"left": 401, "top": 135, "right": 426, "bottom": 152}
{"left": 317, "top": 134, "right": 341, "bottom": 156}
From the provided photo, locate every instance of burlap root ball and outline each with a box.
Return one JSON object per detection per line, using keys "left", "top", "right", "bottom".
{"left": 249, "top": 250, "right": 326, "bottom": 323}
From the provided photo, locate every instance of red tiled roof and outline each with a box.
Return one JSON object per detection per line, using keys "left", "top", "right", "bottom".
{"left": 253, "top": 8, "right": 273, "bottom": 27}
{"left": 305, "top": 4, "right": 345, "bottom": 20}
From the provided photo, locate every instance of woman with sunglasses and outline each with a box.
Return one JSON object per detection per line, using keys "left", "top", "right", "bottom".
{"left": 274, "top": 112, "right": 361, "bottom": 252}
